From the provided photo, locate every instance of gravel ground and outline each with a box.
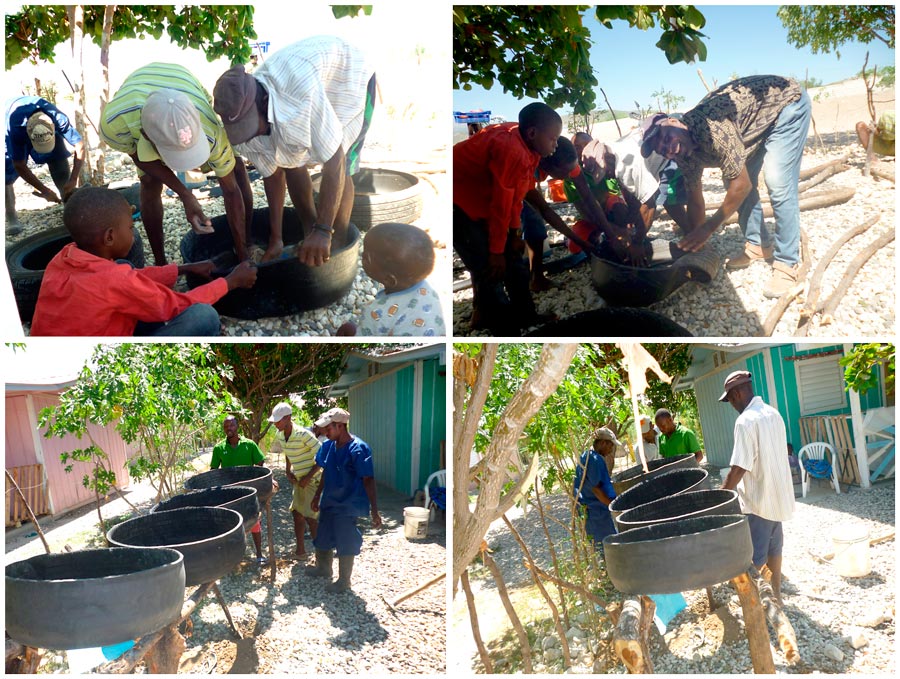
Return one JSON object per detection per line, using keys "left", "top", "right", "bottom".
{"left": 6, "top": 139, "right": 449, "bottom": 337}
{"left": 6, "top": 452, "right": 447, "bottom": 674}
{"left": 454, "top": 473, "right": 895, "bottom": 674}
{"left": 453, "top": 134, "right": 895, "bottom": 338}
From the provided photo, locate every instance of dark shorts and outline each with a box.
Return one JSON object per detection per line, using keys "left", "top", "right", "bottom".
{"left": 313, "top": 511, "right": 362, "bottom": 556}
{"left": 345, "top": 73, "right": 377, "bottom": 176}
{"left": 520, "top": 201, "right": 548, "bottom": 242}
{"left": 747, "top": 513, "right": 784, "bottom": 567}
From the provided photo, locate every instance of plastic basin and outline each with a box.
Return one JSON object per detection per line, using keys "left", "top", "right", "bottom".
{"left": 5, "top": 547, "right": 184, "bottom": 650}
{"left": 107, "top": 507, "right": 244, "bottom": 586}
{"left": 152, "top": 485, "right": 259, "bottom": 533}
{"left": 185, "top": 465, "right": 274, "bottom": 503}
{"left": 611, "top": 453, "right": 699, "bottom": 496}
{"left": 609, "top": 468, "right": 710, "bottom": 523}
{"left": 615, "top": 489, "right": 741, "bottom": 532}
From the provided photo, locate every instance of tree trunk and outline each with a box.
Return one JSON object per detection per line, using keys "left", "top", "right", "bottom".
{"left": 5, "top": 641, "right": 42, "bottom": 674}
{"left": 67, "top": 6, "right": 94, "bottom": 187}
{"left": 5, "top": 470, "right": 51, "bottom": 554}
{"left": 613, "top": 596, "right": 656, "bottom": 674}
{"left": 460, "top": 569, "right": 493, "bottom": 673}
{"left": 482, "top": 551, "right": 533, "bottom": 673}
{"left": 95, "top": 4, "right": 117, "bottom": 186}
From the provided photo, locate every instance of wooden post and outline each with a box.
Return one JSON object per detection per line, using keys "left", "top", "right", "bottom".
{"left": 613, "top": 596, "right": 655, "bottom": 673}
{"left": 732, "top": 572, "right": 775, "bottom": 674}
{"left": 264, "top": 498, "right": 276, "bottom": 582}
{"left": 212, "top": 582, "right": 243, "bottom": 638}
{"left": 5, "top": 470, "right": 51, "bottom": 554}
{"left": 749, "top": 567, "right": 800, "bottom": 665}
{"left": 143, "top": 624, "right": 185, "bottom": 674}
{"left": 6, "top": 640, "right": 43, "bottom": 674}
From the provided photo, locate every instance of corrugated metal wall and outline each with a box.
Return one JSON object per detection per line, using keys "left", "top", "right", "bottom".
{"left": 417, "top": 358, "right": 446, "bottom": 489}
{"left": 347, "top": 368, "right": 403, "bottom": 494}
{"left": 695, "top": 360, "right": 749, "bottom": 466}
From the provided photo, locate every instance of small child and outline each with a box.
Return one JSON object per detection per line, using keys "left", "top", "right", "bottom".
{"left": 30, "top": 186, "right": 256, "bottom": 336}
{"left": 338, "top": 222, "right": 445, "bottom": 336}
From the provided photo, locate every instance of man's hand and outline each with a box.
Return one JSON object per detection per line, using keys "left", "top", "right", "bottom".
{"left": 297, "top": 474, "right": 311, "bottom": 489}
{"left": 183, "top": 194, "right": 214, "bottom": 235}
{"left": 37, "top": 187, "right": 61, "bottom": 204}
{"left": 298, "top": 230, "right": 331, "bottom": 267}
{"left": 487, "top": 253, "right": 505, "bottom": 281}
{"left": 311, "top": 493, "right": 320, "bottom": 513}
{"left": 287, "top": 471, "right": 297, "bottom": 485}
{"left": 371, "top": 509, "right": 383, "bottom": 529}
{"left": 225, "top": 260, "right": 257, "bottom": 290}
{"left": 624, "top": 237, "right": 649, "bottom": 267}
{"left": 677, "top": 222, "right": 716, "bottom": 253}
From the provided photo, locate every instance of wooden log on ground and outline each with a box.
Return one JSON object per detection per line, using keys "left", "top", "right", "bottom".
{"left": 819, "top": 228, "right": 896, "bottom": 324}
{"left": 6, "top": 640, "right": 42, "bottom": 674}
{"left": 796, "top": 163, "right": 850, "bottom": 194}
{"left": 613, "top": 596, "right": 655, "bottom": 674}
{"left": 723, "top": 187, "right": 855, "bottom": 225}
{"left": 750, "top": 567, "right": 800, "bottom": 665}
{"left": 795, "top": 213, "right": 883, "bottom": 336}
{"left": 384, "top": 572, "right": 445, "bottom": 612}
{"left": 869, "top": 165, "right": 895, "bottom": 183}
{"left": 798, "top": 154, "right": 851, "bottom": 181}
{"left": 759, "top": 229, "right": 810, "bottom": 337}
{"left": 732, "top": 572, "right": 776, "bottom": 674}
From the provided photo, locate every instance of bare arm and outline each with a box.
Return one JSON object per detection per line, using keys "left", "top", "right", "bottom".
{"left": 591, "top": 484, "right": 614, "bottom": 507}
{"left": 679, "top": 167, "right": 752, "bottom": 252}
{"left": 721, "top": 465, "right": 747, "bottom": 491}
{"left": 362, "top": 476, "right": 382, "bottom": 528}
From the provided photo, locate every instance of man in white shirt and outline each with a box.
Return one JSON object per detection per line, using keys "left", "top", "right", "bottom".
{"left": 638, "top": 415, "right": 661, "bottom": 461}
{"left": 214, "top": 36, "right": 376, "bottom": 266}
{"left": 720, "top": 370, "right": 795, "bottom": 602}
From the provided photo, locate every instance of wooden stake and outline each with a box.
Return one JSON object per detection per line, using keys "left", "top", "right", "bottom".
{"left": 750, "top": 567, "right": 800, "bottom": 665}
{"left": 460, "top": 569, "right": 493, "bottom": 673}
{"left": 4, "top": 470, "right": 51, "bottom": 554}
{"left": 732, "top": 572, "right": 776, "bottom": 674}
{"left": 212, "top": 582, "right": 243, "bottom": 639}
{"left": 264, "top": 498, "right": 276, "bottom": 583}
{"left": 613, "top": 596, "right": 655, "bottom": 673}
{"left": 384, "top": 572, "right": 445, "bottom": 612}
{"left": 819, "top": 228, "right": 896, "bottom": 323}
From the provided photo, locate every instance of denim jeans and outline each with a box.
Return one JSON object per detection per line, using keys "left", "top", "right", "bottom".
{"left": 732, "top": 92, "right": 811, "bottom": 267}
{"left": 134, "top": 303, "right": 221, "bottom": 337}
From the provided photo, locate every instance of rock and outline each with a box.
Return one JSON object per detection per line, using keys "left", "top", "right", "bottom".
{"left": 544, "top": 647, "right": 562, "bottom": 662}
{"left": 824, "top": 643, "right": 845, "bottom": 662}
{"left": 542, "top": 635, "right": 560, "bottom": 650}
{"left": 848, "top": 630, "right": 869, "bottom": 650}
{"left": 856, "top": 612, "right": 886, "bottom": 628}
{"left": 565, "top": 626, "right": 583, "bottom": 640}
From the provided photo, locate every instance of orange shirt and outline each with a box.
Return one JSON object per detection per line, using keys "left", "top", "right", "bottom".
{"left": 453, "top": 123, "right": 540, "bottom": 254}
{"left": 31, "top": 243, "right": 229, "bottom": 336}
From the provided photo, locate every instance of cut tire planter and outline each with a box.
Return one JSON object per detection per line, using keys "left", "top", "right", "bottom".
{"left": 107, "top": 507, "right": 245, "bottom": 587}
{"left": 184, "top": 465, "right": 275, "bottom": 503}
{"left": 615, "top": 489, "right": 741, "bottom": 532}
{"left": 604, "top": 514, "right": 753, "bottom": 595}
{"left": 610, "top": 453, "right": 699, "bottom": 496}
{"left": 6, "top": 226, "right": 145, "bottom": 324}
{"left": 180, "top": 206, "right": 361, "bottom": 319}
{"left": 311, "top": 168, "right": 424, "bottom": 229}
{"left": 5, "top": 547, "right": 184, "bottom": 650}
{"left": 152, "top": 485, "right": 260, "bottom": 533}
{"left": 524, "top": 306, "right": 692, "bottom": 337}
{"left": 609, "top": 468, "right": 710, "bottom": 525}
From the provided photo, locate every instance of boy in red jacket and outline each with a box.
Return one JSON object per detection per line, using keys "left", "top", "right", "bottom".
{"left": 31, "top": 187, "right": 256, "bottom": 336}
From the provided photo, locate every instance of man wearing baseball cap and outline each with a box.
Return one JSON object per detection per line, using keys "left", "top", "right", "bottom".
{"left": 641, "top": 75, "right": 811, "bottom": 298}
{"left": 573, "top": 427, "right": 620, "bottom": 550}
{"left": 639, "top": 415, "right": 661, "bottom": 462}
{"left": 720, "top": 370, "right": 794, "bottom": 602}
{"left": 5, "top": 96, "right": 85, "bottom": 234}
{"left": 213, "top": 35, "right": 376, "bottom": 267}
{"left": 100, "top": 63, "right": 254, "bottom": 265}
{"left": 306, "top": 406, "right": 382, "bottom": 592}
{"left": 268, "top": 402, "right": 323, "bottom": 559}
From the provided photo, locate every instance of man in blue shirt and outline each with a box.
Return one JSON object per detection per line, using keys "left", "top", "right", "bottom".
{"left": 5, "top": 96, "right": 85, "bottom": 234}
{"left": 574, "top": 427, "right": 620, "bottom": 550}
{"left": 306, "top": 407, "right": 382, "bottom": 592}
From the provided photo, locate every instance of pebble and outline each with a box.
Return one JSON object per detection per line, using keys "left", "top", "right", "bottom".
{"left": 824, "top": 643, "right": 845, "bottom": 661}
{"left": 848, "top": 630, "right": 869, "bottom": 649}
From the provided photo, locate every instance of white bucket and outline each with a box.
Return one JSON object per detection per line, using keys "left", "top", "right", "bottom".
{"left": 403, "top": 506, "right": 430, "bottom": 540}
{"left": 832, "top": 524, "right": 871, "bottom": 577}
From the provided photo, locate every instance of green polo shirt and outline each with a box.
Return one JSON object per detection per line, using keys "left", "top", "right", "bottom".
{"left": 658, "top": 424, "right": 702, "bottom": 459}
{"left": 210, "top": 436, "right": 265, "bottom": 469}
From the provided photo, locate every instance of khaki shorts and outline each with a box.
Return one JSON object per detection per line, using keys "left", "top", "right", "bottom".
{"left": 290, "top": 470, "right": 321, "bottom": 519}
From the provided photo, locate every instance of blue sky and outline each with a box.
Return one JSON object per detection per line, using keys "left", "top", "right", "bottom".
{"left": 453, "top": 5, "right": 896, "bottom": 121}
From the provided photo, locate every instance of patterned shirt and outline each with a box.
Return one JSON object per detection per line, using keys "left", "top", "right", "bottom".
{"left": 100, "top": 63, "right": 236, "bottom": 177}
{"left": 271, "top": 425, "right": 321, "bottom": 477}
{"left": 679, "top": 75, "right": 802, "bottom": 187}
{"left": 235, "top": 36, "right": 373, "bottom": 178}
{"left": 358, "top": 279, "right": 445, "bottom": 337}
{"left": 729, "top": 396, "right": 795, "bottom": 522}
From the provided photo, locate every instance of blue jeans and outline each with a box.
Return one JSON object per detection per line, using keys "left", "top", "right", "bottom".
{"left": 731, "top": 92, "right": 811, "bottom": 267}
{"left": 521, "top": 202, "right": 548, "bottom": 243}
{"left": 133, "top": 303, "right": 221, "bottom": 337}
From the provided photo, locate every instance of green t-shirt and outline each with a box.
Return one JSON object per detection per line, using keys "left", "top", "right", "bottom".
{"left": 658, "top": 424, "right": 701, "bottom": 459}
{"left": 211, "top": 436, "right": 265, "bottom": 469}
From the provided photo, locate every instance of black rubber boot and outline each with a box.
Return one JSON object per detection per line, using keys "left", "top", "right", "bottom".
{"left": 305, "top": 550, "right": 333, "bottom": 578}
{"left": 325, "top": 555, "right": 355, "bottom": 592}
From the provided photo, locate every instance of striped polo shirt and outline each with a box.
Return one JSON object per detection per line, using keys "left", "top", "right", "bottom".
{"left": 235, "top": 36, "right": 373, "bottom": 178}
{"left": 100, "top": 63, "right": 235, "bottom": 177}
{"left": 729, "top": 396, "right": 795, "bottom": 522}
{"left": 271, "top": 425, "right": 321, "bottom": 477}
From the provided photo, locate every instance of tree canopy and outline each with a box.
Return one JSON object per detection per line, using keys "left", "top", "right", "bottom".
{"left": 453, "top": 5, "right": 708, "bottom": 114}
{"left": 777, "top": 5, "right": 895, "bottom": 57}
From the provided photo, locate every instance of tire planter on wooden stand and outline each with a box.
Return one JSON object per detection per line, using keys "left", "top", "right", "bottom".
{"left": 152, "top": 486, "right": 260, "bottom": 533}
{"left": 184, "top": 465, "right": 274, "bottom": 503}
{"left": 604, "top": 515, "right": 753, "bottom": 594}
{"left": 610, "top": 453, "right": 699, "bottom": 496}
{"left": 107, "top": 507, "right": 245, "bottom": 587}
{"left": 311, "top": 168, "right": 424, "bottom": 229}
{"left": 179, "top": 206, "right": 361, "bottom": 319}
{"left": 5, "top": 226, "right": 145, "bottom": 324}
{"left": 5, "top": 547, "right": 184, "bottom": 650}
{"left": 609, "top": 467, "right": 710, "bottom": 525}
{"left": 615, "top": 489, "right": 741, "bottom": 532}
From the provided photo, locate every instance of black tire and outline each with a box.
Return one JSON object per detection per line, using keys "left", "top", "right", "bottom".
{"left": 6, "top": 226, "right": 145, "bottom": 324}
{"left": 604, "top": 515, "right": 753, "bottom": 594}
{"left": 180, "top": 207, "right": 361, "bottom": 320}
{"left": 311, "top": 168, "right": 423, "bottom": 229}
{"left": 610, "top": 453, "right": 700, "bottom": 496}
{"left": 524, "top": 307, "right": 693, "bottom": 337}
{"left": 152, "top": 485, "right": 260, "bottom": 533}
{"left": 609, "top": 467, "right": 709, "bottom": 523}
{"left": 107, "top": 507, "right": 245, "bottom": 587}
{"left": 5, "top": 547, "right": 184, "bottom": 650}
{"left": 615, "top": 489, "right": 741, "bottom": 532}
{"left": 184, "top": 465, "right": 275, "bottom": 503}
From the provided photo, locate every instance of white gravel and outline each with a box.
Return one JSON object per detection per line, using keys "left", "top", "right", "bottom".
{"left": 453, "top": 135, "right": 895, "bottom": 337}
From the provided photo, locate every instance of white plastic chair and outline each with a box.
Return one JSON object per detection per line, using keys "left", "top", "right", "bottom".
{"left": 798, "top": 442, "right": 840, "bottom": 497}
{"left": 423, "top": 469, "right": 446, "bottom": 521}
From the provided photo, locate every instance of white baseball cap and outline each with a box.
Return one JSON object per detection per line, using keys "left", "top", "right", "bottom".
{"left": 315, "top": 407, "right": 350, "bottom": 427}
{"left": 268, "top": 402, "right": 292, "bottom": 422}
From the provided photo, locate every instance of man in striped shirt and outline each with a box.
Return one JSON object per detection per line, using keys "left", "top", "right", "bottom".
{"left": 268, "top": 402, "right": 322, "bottom": 559}
{"left": 213, "top": 36, "right": 376, "bottom": 267}
{"left": 720, "top": 370, "right": 795, "bottom": 602}
{"left": 100, "top": 63, "right": 254, "bottom": 265}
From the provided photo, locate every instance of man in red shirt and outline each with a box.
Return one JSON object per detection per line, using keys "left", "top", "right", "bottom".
{"left": 31, "top": 187, "right": 256, "bottom": 336}
{"left": 454, "top": 102, "right": 561, "bottom": 334}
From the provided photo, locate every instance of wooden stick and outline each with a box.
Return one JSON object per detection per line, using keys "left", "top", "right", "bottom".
{"left": 5, "top": 470, "right": 51, "bottom": 554}
{"left": 798, "top": 154, "right": 851, "bottom": 181}
{"left": 796, "top": 163, "right": 850, "bottom": 194}
{"left": 795, "top": 213, "right": 883, "bottom": 336}
{"left": 600, "top": 87, "right": 622, "bottom": 138}
{"left": 750, "top": 567, "right": 800, "bottom": 665}
{"left": 482, "top": 551, "right": 533, "bottom": 673}
{"left": 759, "top": 229, "right": 810, "bottom": 337}
{"left": 819, "top": 530, "right": 895, "bottom": 560}
{"left": 869, "top": 165, "right": 895, "bottom": 183}
{"left": 6, "top": 640, "right": 42, "bottom": 674}
{"left": 526, "top": 562, "right": 613, "bottom": 615}
{"left": 460, "top": 569, "right": 494, "bottom": 673}
{"left": 265, "top": 499, "right": 276, "bottom": 583}
{"left": 723, "top": 187, "right": 855, "bottom": 226}
{"left": 613, "top": 597, "right": 655, "bottom": 673}
{"left": 819, "top": 228, "right": 896, "bottom": 323}
{"left": 732, "top": 572, "right": 776, "bottom": 674}
{"left": 212, "top": 582, "right": 243, "bottom": 639}
{"left": 384, "top": 572, "right": 445, "bottom": 611}
{"left": 143, "top": 624, "right": 185, "bottom": 674}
